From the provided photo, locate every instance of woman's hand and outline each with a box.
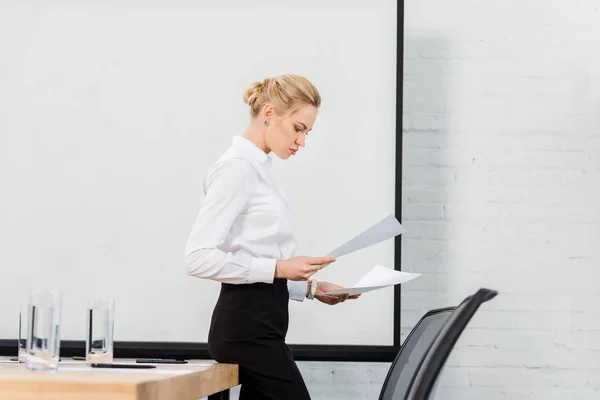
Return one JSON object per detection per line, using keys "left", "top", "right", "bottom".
{"left": 275, "top": 256, "right": 336, "bottom": 281}
{"left": 313, "top": 281, "right": 361, "bottom": 305}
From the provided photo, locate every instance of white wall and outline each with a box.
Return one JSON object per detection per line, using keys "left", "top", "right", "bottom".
{"left": 225, "top": 0, "right": 600, "bottom": 399}
{"left": 223, "top": 362, "right": 390, "bottom": 400}
{"left": 400, "top": 0, "right": 600, "bottom": 398}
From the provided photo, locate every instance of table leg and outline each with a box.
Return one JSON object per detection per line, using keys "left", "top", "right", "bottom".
{"left": 208, "top": 389, "right": 230, "bottom": 400}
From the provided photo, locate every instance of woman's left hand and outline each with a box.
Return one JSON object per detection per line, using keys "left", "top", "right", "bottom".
{"left": 314, "top": 281, "right": 361, "bottom": 305}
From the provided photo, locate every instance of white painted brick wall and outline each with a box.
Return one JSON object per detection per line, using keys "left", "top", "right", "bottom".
{"left": 216, "top": 1, "right": 600, "bottom": 399}
{"left": 213, "top": 362, "right": 390, "bottom": 400}
{"left": 400, "top": 0, "right": 600, "bottom": 399}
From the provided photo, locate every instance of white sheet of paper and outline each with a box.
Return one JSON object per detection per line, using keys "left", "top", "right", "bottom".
{"left": 325, "top": 265, "right": 420, "bottom": 295}
{"left": 326, "top": 214, "right": 405, "bottom": 258}
{"left": 325, "top": 285, "right": 389, "bottom": 296}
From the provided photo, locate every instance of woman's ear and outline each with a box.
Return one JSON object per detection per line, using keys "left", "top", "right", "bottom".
{"left": 262, "top": 104, "right": 275, "bottom": 123}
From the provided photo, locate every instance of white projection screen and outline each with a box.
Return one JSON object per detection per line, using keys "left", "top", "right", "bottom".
{"left": 0, "top": 0, "right": 400, "bottom": 357}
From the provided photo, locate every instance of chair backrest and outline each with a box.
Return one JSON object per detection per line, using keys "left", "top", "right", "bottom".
{"left": 405, "top": 288, "right": 498, "bottom": 400}
{"left": 378, "top": 307, "right": 455, "bottom": 400}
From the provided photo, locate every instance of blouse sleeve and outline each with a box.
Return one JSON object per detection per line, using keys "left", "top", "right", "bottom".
{"left": 184, "top": 159, "right": 276, "bottom": 284}
{"left": 287, "top": 280, "right": 308, "bottom": 302}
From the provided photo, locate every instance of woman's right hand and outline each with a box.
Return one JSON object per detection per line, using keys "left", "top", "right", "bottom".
{"left": 275, "top": 256, "right": 336, "bottom": 281}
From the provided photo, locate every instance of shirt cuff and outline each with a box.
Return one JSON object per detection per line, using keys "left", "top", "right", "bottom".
{"left": 249, "top": 257, "right": 276, "bottom": 284}
{"left": 288, "top": 280, "right": 308, "bottom": 302}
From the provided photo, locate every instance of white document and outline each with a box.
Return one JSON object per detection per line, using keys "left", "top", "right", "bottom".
{"left": 327, "top": 214, "right": 405, "bottom": 258}
{"left": 325, "top": 265, "right": 420, "bottom": 295}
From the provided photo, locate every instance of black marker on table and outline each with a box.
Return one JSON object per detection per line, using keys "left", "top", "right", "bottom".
{"left": 136, "top": 359, "right": 188, "bottom": 364}
{"left": 90, "top": 363, "right": 156, "bottom": 369}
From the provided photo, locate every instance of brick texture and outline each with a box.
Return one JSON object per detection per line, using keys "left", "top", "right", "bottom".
{"left": 400, "top": 0, "right": 600, "bottom": 398}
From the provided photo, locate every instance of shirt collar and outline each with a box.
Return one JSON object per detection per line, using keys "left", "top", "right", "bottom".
{"left": 232, "top": 135, "right": 272, "bottom": 165}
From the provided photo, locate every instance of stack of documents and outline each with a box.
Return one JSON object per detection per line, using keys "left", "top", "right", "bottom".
{"left": 325, "top": 265, "right": 420, "bottom": 295}
{"left": 323, "top": 214, "right": 421, "bottom": 295}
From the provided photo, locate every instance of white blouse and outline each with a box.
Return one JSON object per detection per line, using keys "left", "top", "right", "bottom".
{"left": 184, "top": 135, "right": 308, "bottom": 301}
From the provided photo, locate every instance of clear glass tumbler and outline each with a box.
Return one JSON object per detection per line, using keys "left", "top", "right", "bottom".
{"left": 17, "top": 302, "right": 29, "bottom": 362}
{"left": 25, "top": 289, "right": 63, "bottom": 371}
{"left": 86, "top": 299, "right": 115, "bottom": 364}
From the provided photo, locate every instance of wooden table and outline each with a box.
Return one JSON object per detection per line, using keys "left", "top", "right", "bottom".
{"left": 0, "top": 357, "right": 238, "bottom": 400}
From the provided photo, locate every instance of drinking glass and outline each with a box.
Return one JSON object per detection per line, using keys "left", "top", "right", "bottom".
{"left": 86, "top": 299, "right": 115, "bottom": 364}
{"left": 25, "top": 289, "right": 63, "bottom": 371}
{"left": 17, "top": 302, "right": 28, "bottom": 362}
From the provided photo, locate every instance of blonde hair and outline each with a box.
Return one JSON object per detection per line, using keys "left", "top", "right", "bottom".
{"left": 243, "top": 74, "right": 321, "bottom": 117}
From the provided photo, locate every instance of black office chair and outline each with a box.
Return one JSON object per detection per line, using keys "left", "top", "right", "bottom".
{"left": 378, "top": 307, "right": 455, "bottom": 400}
{"left": 405, "top": 288, "right": 498, "bottom": 399}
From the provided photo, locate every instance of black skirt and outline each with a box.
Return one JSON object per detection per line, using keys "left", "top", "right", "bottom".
{"left": 208, "top": 278, "right": 311, "bottom": 400}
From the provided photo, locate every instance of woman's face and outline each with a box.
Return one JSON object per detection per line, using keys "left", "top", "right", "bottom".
{"left": 265, "top": 104, "right": 317, "bottom": 160}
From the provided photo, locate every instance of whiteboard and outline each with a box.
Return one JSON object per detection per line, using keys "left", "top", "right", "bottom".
{"left": 0, "top": 0, "right": 398, "bottom": 346}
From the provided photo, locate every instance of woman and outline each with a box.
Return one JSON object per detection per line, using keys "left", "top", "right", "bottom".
{"left": 184, "top": 73, "right": 358, "bottom": 399}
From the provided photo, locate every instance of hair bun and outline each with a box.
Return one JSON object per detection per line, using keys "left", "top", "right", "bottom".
{"left": 242, "top": 74, "right": 320, "bottom": 117}
{"left": 243, "top": 78, "right": 270, "bottom": 107}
